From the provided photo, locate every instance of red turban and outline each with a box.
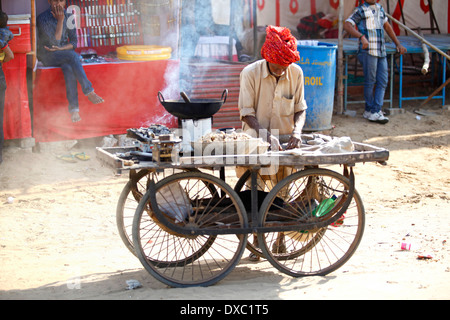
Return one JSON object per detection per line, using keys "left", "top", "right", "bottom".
{"left": 261, "top": 26, "right": 300, "bottom": 67}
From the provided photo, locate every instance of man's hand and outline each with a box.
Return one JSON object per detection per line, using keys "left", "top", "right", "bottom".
{"left": 51, "top": 4, "right": 66, "bottom": 41}
{"left": 396, "top": 44, "right": 407, "bottom": 55}
{"left": 383, "top": 21, "right": 407, "bottom": 55}
{"left": 44, "top": 43, "right": 74, "bottom": 52}
{"left": 44, "top": 45, "right": 62, "bottom": 52}
{"left": 287, "top": 111, "right": 306, "bottom": 150}
{"left": 51, "top": 4, "right": 65, "bottom": 23}
{"left": 269, "top": 134, "right": 282, "bottom": 151}
{"left": 286, "top": 135, "right": 301, "bottom": 150}
{"left": 1, "top": 46, "right": 14, "bottom": 63}
{"left": 360, "top": 36, "right": 369, "bottom": 50}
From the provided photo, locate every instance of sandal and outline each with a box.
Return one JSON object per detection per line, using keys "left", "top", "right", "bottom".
{"left": 71, "top": 152, "right": 90, "bottom": 161}
{"left": 248, "top": 252, "right": 261, "bottom": 262}
{"left": 57, "top": 154, "right": 77, "bottom": 163}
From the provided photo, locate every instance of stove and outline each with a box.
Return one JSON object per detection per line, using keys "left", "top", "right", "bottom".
{"left": 180, "top": 118, "right": 212, "bottom": 153}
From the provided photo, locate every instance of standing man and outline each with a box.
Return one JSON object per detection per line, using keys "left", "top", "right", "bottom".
{"left": 238, "top": 25, "right": 307, "bottom": 260}
{"left": 239, "top": 25, "right": 307, "bottom": 151}
{"left": 0, "top": 11, "right": 14, "bottom": 165}
{"left": 37, "top": 0, "right": 104, "bottom": 123}
{"left": 344, "top": 0, "right": 406, "bottom": 124}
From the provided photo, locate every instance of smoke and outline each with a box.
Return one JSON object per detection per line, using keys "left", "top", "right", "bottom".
{"left": 175, "top": 0, "right": 249, "bottom": 95}
{"left": 159, "top": 60, "right": 180, "bottom": 99}
{"left": 142, "top": 112, "right": 175, "bottom": 128}
{"left": 149, "top": 60, "right": 180, "bottom": 127}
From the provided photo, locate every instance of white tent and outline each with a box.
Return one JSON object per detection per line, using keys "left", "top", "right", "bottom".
{"left": 255, "top": 0, "right": 448, "bottom": 36}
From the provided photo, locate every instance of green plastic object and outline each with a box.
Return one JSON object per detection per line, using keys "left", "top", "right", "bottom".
{"left": 312, "top": 195, "right": 337, "bottom": 217}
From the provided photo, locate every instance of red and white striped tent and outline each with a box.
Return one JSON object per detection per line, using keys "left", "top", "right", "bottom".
{"left": 255, "top": 0, "right": 450, "bottom": 35}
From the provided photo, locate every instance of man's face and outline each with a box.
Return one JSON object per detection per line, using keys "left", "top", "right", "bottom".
{"left": 364, "top": 0, "right": 377, "bottom": 4}
{"left": 268, "top": 63, "right": 289, "bottom": 77}
{"left": 48, "top": 0, "right": 66, "bottom": 9}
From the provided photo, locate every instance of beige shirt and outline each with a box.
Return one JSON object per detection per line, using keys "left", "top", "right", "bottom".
{"left": 238, "top": 59, "right": 307, "bottom": 136}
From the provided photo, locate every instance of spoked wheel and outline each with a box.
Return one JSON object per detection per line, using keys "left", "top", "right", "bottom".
{"left": 257, "top": 168, "right": 364, "bottom": 277}
{"left": 133, "top": 171, "right": 248, "bottom": 287}
{"left": 116, "top": 168, "right": 198, "bottom": 256}
{"left": 234, "top": 167, "right": 296, "bottom": 259}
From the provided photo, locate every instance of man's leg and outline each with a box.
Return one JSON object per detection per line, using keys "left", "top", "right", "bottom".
{"left": 366, "top": 56, "right": 389, "bottom": 123}
{"left": 358, "top": 52, "right": 388, "bottom": 123}
{"left": 358, "top": 51, "right": 376, "bottom": 113}
{"left": 373, "top": 56, "right": 389, "bottom": 113}
{"left": 60, "top": 63, "right": 81, "bottom": 122}
{"left": 43, "top": 51, "right": 103, "bottom": 113}
{"left": 61, "top": 51, "right": 103, "bottom": 104}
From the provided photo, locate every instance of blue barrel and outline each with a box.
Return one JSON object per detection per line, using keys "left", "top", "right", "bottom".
{"left": 296, "top": 42, "right": 337, "bottom": 131}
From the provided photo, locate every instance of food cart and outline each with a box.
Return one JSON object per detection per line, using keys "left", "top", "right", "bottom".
{"left": 98, "top": 135, "right": 388, "bottom": 288}
{"left": 96, "top": 92, "right": 389, "bottom": 288}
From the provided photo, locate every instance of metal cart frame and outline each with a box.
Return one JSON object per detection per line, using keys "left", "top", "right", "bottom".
{"left": 97, "top": 141, "right": 389, "bottom": 287}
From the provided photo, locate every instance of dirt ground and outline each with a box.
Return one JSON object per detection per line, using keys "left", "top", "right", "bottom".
{"left": 0, "top": 99, "right": 449, "bottom": 300}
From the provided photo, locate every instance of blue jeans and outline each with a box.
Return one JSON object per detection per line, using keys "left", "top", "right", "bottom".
{"left": 40, "top": 50, "right": 93, "bottom": 113}
{"left": 357, "top": 51, "right": 388, "bottom": 113}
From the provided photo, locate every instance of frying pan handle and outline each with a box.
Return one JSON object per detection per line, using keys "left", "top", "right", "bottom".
{"left": 158, "top": 91, "right": 165, "bottom": 104}
{"left": 221, "top": 89, "right": 228, "bottom": 104}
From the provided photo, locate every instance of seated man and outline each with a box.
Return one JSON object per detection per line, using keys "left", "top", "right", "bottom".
{"left": 37, "top": 0, "right": 103, "bottom": 123}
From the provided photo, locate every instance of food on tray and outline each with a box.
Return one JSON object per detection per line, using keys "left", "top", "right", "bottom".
{"left": 194, "top": 131, "right": 269, "bottom": 155}
{"left": 197, "top": 131, "right": 254, "bottom": 143}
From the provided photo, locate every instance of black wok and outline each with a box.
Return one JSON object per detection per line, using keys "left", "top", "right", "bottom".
{"left": 158, "top": 89, "right": 228, "bottom": 120}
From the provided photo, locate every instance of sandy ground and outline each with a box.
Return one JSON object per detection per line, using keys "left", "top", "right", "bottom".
{"left": 0, "top": 100, "right": 449, "bottom": 300}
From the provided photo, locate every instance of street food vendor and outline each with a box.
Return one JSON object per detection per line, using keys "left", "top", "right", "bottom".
{"left": 238, "top": 25, "right": 307, "bottom": 151}
{"left": 238, "top": 25, "right": 307, "bottom": 260}
{"left": 37, "top": 0, "right": 104, "bottom": 123}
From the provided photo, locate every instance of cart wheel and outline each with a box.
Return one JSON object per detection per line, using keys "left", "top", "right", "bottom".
{"left": 116, "top": 168, "right": 198, "bottom": 256}
{"left": 257, "top": 168, "right": 364, "bottom": 277}
{"left": 234, "top": 168, "right": 296, "bottom": 259}
{"left": 133, "top": 171, "right": 248, "bottom": 287}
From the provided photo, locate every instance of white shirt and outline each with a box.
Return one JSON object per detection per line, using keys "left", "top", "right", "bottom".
{"left": 238, "top": 59, "right": 307, "bottom": 136}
